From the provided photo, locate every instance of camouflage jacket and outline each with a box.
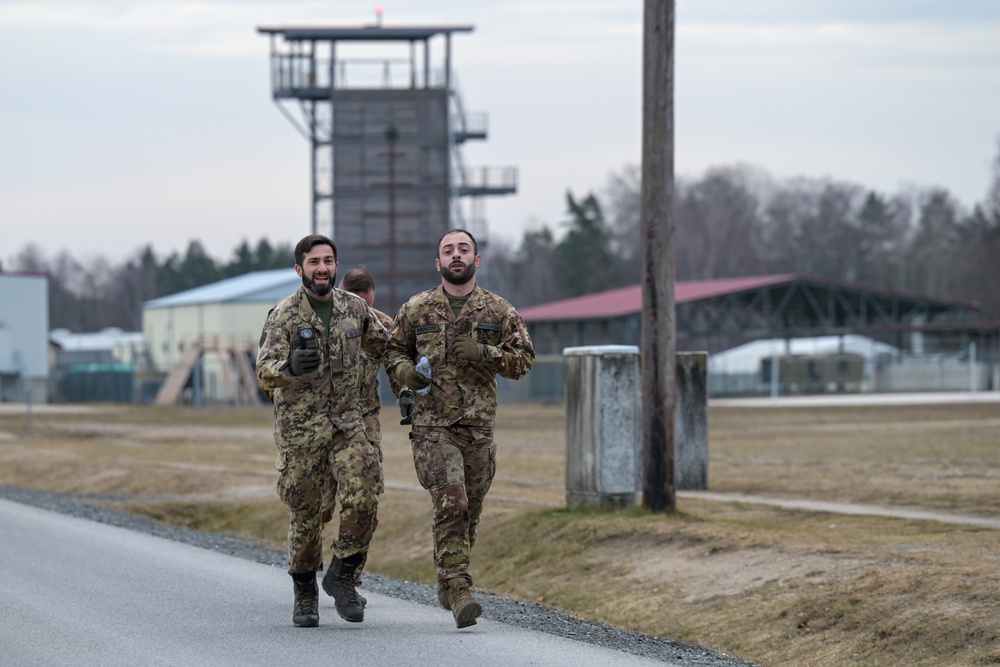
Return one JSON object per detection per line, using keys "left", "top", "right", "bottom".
{"left": 256, "top": 287, "right": 389, "bottom": 445}
{"left": 358, "top": 307, "right": 396, "bottom": 416}
{"left": 386, "top": 284, "right": 534, "bottom": 428}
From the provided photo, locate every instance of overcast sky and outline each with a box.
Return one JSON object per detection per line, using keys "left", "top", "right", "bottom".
{"left": 2, "top": 1, "right": 999, "bottom": 266}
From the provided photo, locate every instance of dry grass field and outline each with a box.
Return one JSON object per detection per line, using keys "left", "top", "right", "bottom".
{"left": 2, "top": 399, "right": 1000, "bottom": 666}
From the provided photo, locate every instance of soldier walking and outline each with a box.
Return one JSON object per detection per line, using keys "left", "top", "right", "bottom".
{"left": 256, "top": 235, "right": 388, "bottom": 627}
{"left": 386, "top": 229, "right": 534, "bottom": 628}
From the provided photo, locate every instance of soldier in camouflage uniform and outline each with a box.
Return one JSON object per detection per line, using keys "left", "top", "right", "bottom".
{"left": 256, "top": 235, "right": 388, "bottom": 628}
{"left": 319, "top": 267, "right": 409, "bottom": 593}
{"left": 386, "top": 229, "right": 534, "bottom": 629}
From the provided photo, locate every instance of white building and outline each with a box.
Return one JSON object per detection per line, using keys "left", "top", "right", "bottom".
{"left": 50, "top": 328, "right": 146, "bottom": 367}
{"left": 709, "top": 335, "right": 899, "bottom": 396}
{"left": 0, "top": 272, "right": 49, "bottom": 402}
{"left": 143, "top": 269, "right": 300, "bottom": 404}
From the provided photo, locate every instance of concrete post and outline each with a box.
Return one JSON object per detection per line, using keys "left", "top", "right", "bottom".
{"left": 675, "top": 352, "right": 708, "bottom": 490}
{"left": 564, "top": 346, "right": 708, "bottom": 509}
{"left": 564, "top": 346, "right": 642, "bottom": 509}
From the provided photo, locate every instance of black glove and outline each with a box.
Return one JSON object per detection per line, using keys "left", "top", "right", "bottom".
{"left": 402, "top": 366, "right": 431, "bottom": 391}
{"left": 451, "top": 336, "right": 485, "bottom": 363}
{"left": 399, "top": 390, "right": 415, "bottom": 425}
{"left": 289, "top": 348, "right": 321, "bottom": 376}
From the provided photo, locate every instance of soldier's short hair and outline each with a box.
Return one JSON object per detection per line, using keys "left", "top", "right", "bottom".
{"left": 437, "top": 228, "right": 478, "bottom": 256}
{"left": 295, "top": 234, "right": 338, "bottom": 266}
{"left": 340, "top": 266, "right": 375, "bottom": 295}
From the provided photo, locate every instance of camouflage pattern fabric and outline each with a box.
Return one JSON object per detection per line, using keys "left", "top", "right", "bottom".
{"left": 320, "top": 410, "right": 386, "bottom": 515}
{"left": 410, "top": 425, "right": 496, "bottom": 583}
{"left": 256, "top": 286, "right": 389, "bottom": 574}
{"left": 319, "top": 308, "right": 391, "bottom": 527}
{"left": 386, "top": 284, "right": 532, "bottom": 585}
{"left": 358, "top": 307, "right": 396, "bottom": 420}
{"left": 385, "top": 285, "right": 534, "bottom": 427}
{"left": 276, "top": 429, "right": 382, "bottom": 572}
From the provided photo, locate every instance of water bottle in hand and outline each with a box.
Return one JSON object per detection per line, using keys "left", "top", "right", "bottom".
{"left": 415, "top": 356, "right": 432, "bottom": 395}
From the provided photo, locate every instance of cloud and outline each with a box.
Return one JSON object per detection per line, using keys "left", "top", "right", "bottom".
{"left": 679, "top": 20, "right": 1000, "bottom": 85}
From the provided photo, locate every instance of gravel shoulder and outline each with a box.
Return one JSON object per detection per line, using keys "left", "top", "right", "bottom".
{"left": 0, "top": 484, "right": 757, "bottom": 667}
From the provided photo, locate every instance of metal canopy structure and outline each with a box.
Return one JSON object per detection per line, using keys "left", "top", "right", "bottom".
{"left": 257, "top": 22, "right": 516, "bottom": 313}
{"left": 519, "top": 274, "right": 982, "bottom": 355}
{"left": 676, "top": 274, "right": 978, "bottom": 342}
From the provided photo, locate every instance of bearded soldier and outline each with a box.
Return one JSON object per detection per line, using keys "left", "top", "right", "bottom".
{"left": 386, "top": 228, "right": 534, "bottom": 629}
{"left": 256, "top": 235, "right": 388, "bottom": 628}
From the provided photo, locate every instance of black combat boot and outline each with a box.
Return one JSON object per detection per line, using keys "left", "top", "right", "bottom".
{"left": 319, "top": 562, "right": 367, "bottom": 607}
{"left": 321, "top": 553, "right": 365, "bottom": 622}
{"left": 290, "top": 572, "right": 319, "bottom": 627}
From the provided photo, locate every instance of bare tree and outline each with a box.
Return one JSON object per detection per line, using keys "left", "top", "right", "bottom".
{"left": 905, "top": 188, "right": 962, "bottom": 297}
{"left": 855, "top": 191, "right": 909, "bottom": 287}
{"left": 986, "top": 136, "right": 1000, "bottom": 218}
{"left": 511, "top": 227, "right": 559, "bottom": 307}
{"left": 478, "top": 236, "right": 518, "bottom": 304}
{"left": 800, "top": 180, "right": 864, "bottom": 280}
{"left": 676, "top": 166, "right": 765, "bottom": 280}
{"left": 603, "top": 163, "right": 643, "bottom": 278}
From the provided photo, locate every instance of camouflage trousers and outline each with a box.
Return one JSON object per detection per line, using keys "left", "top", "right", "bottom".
{"left": 410, "top": 424, "right": 496, "bottom": 584}
{"left": 322, "top": 411, "right": 385, "bottom": 521}
{"left": 320, "top": 411, "right": 384, "bottom": 579}
{"left": 276, "top": 427, "right": 383, "bottom": 574}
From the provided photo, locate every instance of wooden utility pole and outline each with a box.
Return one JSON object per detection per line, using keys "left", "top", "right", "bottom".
{"left": 640, "top": 0, "right": 677, "bottom": 512}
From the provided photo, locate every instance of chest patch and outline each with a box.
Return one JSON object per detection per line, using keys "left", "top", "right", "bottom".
{"left": 415, "top": 324, "right": 441, "bottom": 335}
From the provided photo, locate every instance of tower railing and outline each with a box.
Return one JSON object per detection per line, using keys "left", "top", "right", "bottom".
{"left": 270, "top": 55, "right": 451, "bottom": 96}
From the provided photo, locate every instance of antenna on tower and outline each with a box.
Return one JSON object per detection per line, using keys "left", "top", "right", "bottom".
{"left": 375, "top": 6, "right": 383, "bottom": 27}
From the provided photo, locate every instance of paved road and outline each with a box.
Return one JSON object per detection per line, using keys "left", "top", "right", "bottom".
{"left": 0, "top": 499, "right": 677, "bottom": 667}
{"left": 712, "top": 390, "right": 1000, "bottom": 408}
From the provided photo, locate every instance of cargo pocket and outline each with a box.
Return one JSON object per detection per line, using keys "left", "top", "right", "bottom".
{"left": 410, "top": 429, "right": 449, "bottom": 490}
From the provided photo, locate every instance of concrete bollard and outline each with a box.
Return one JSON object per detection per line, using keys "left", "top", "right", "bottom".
{"left": 564, "top": 346, "right": 642, "bottom": 510}
{"left": 564, "top": 346, "right": 708, "bottom": 509}
{"left": 675, "top": 352, "right": 708, "bottom": 491}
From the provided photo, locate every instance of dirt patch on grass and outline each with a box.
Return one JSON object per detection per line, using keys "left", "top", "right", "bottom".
{"left": 613, "top": 542, "right": 873, "bottom": 602}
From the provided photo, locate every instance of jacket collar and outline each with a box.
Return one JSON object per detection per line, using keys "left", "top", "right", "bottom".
{"left": 294, "top": 286, "right": 350, "bottom": 331}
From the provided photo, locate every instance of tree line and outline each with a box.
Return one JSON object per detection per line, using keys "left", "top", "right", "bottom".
{"left": 487, "top": 140, "right": 1000, "bottom": 320}
{"left": 8, "top": 140, "right": 1000, "bottom": 331}
{"left": 7, "top": 238, "right": 294, "bottom": 332}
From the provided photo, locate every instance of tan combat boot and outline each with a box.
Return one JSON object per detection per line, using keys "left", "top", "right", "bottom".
{"left": 445, "top": 577, "right": 482, "bottom": 628}
{"left": 437, "top": 581, "right": 451, "bottom": 610}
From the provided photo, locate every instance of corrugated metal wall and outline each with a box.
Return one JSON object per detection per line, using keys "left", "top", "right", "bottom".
{"left": 0, "top": 273, "right": 49, "bottom": 401}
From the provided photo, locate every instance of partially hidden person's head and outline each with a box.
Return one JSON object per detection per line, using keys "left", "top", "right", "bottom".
{"left": 294, "top": 234, "right": 338, "bottom": 299}
{"left": 436, "top": 228, "right": 480, "bottom": 287}
{"left": 339, "top": 266, "right": 376, "bottom": 307}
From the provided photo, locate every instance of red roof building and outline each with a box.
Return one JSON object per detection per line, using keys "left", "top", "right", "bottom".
{"left": 506, "top": 274, "right": 988, "bottom": 401}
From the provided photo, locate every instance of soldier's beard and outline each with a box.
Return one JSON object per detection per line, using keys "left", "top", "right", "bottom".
{"left": 442, "top": 263, "right": 475, "bottom": 285}
{"left": 303, "top": 271, "right": 335, "bottom": 296}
